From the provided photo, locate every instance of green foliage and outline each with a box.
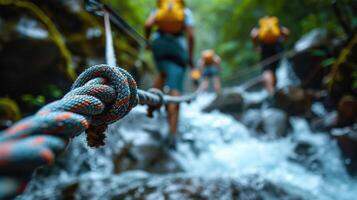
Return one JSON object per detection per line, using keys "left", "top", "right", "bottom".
{"left": 105, "top": 0, "right": 152, "bottom": 35}
{"left": 322, "top": 57, "right": 336, "bottom": 68}
{"left": 43, "top": 85, "right": 63, "bottom": 99}
{"left": 22, "top": 94, "right": 46, "bottom": 107}
{"left": 187, "top": 0, "right": 346, "bottom": 82}
{"left": 0, "top": 97, "right": 21, "bottom": 121}
{"left": 106, "top": 0, "right": 351, "bottom": 84}
{"left": 310, "top": 49, "right": 327, "bottom": 57}
{"left": 353, "top": 71, "right": 357, "bottom": 89}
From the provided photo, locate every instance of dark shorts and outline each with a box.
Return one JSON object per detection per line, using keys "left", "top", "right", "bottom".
{"left": 151, "top": 32, "right": 188, "bottom": 68}
{"left": 151, "top": 33, "right": 188, "bottom": 92}
{"left": 203, "top": 65, "right": 220, "bottom": 78}
{"left": 261, "top": 43, "right": 283, "bottom": 72}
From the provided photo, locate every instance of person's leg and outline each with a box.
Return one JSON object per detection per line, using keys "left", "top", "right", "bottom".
{"left": 213, "top": 76, "right": 221, "bottom": 94}
{"left": 164, "top": 62, "right": 186, "bottom": 149}
{"left": 201, "top": 78, "right": 210, "bottom": 91}
{"left": 192, "top": 80, "right": 199, "bottom": 91}
{"left": 167, "top": 90, "right": 180, "bottom": 135}
{"left": 262, "top": 70, "right": 276, "bottom": 95}
{"left": 154, "top": 72, "right": 166, "bottom": 90}
{"left": 261, "top": 43, "right": 278, "bottom": 96}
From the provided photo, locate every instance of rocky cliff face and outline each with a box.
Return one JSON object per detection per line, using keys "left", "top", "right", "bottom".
{"left": 0, "top": 0, "right": 143, "bottom": 116}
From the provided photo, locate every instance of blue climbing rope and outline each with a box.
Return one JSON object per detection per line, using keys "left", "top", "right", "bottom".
{"left": 0, "top": 64, "right": 197, "bottom": 198}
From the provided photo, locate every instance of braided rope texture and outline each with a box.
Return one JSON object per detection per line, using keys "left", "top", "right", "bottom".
{"left": 0, "top": 64, "right": 137, "bottom": 198}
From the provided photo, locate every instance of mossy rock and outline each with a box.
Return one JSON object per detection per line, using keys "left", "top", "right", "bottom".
{"left": 0, "top": 97, "right": 21, "bottom": 121}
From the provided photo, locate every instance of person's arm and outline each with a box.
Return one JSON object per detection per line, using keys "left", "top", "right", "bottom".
{"left": 144, "top": 15, "right": 156, "bottom": 42}
{"left": 198, "top": 58, "right": 204, "bottom": 72}
{"left": 281, "top": 27, "right": 290, "bottom": 42}
{"left": 214, "top": 55, "right": 221, "bottom": 70}
{"left": 184, "top": 9, "right": 195, "bottom": 68}
{"left": 186, "top": 26, "right": 195, "bottom": 68}
{"left": 250, "top": 27, "right": 259, "bottom": 48}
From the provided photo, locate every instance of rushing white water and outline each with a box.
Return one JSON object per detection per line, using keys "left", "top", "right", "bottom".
{"left": 18, "top": 61, "right": 357, "bottom": 200}
{"left": 171, "top": 93, "right": 357, "bottom": 200}
{"left": 18, "top": 92, "right": 357, "bottom": 200}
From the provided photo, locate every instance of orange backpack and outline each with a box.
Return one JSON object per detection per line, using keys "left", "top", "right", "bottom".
{"left": 155, "top": 0, "right": 185, "bottom": 34}
{"left": 258, "top": 16, "right": 281, "bottom": 44}
{"left": 202, "top": 49, "right": 215, "bottom": 65}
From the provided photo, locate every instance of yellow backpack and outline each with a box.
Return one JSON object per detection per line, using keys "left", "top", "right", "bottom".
{"left": 155, "top": 0, "right": 185, "bottom": 34}
{"left": 191, "top": 69, "right": 201, "bottom": 80}
{"left": 258, "top": 16, "right": 281, "bottom": 44}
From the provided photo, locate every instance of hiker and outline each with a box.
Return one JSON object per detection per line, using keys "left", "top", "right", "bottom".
{"left": 199, "top": 49, "right": 221, "bottom": 94}
{"left": 144, "top": 0, "right": 195, "bottom": 149}
{"left": 250, "top": 16, "right": 289, "bottom": 95}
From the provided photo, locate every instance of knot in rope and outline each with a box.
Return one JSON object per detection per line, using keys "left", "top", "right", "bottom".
{"left": 0, "top": 64, "right": 139, "bottom": 197}
{"left": 71, "top": 64, "right": 138, "bottom": 125}
{"left": 71, "top": 64, "right": 138, "bottom": 147}
{"left": 0, "top": 64, "right": 137, "bottom": 147}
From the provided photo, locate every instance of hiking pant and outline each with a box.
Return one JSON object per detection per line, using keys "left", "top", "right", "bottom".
{"left": 261, "top": 42, "right": 283, "bottom": 72}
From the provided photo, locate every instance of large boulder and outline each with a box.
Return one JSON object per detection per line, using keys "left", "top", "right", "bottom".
{"left": 274, "top": 86, "right": 313, "bottom": 116}
{"left": 336, "top": 95, "right": 357, "bottom": 127}
{"left": 203, "top": 90, "right": 244, "bottom": 117}
{"left": 289, "top": 28, "right": 332, "bottom": 89}
{"left": 294, "top": 28, "right": 329, "bottom": 52}
{"left": 0, "top": 0, "right": 143, "bottom": 116}
{"left": 331, "top": 124, "right": 357, "bottom": 175}
{"left": 310, "top": 95, "right": 357, "bottom": 132}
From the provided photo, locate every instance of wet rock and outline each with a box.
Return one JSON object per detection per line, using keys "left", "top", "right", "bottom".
{"left": 294, "top": 28, "right": 329, "bottom": 52}
{"left": 288, "top": 141, "right": 323, "bottom": 172}
{"left": 262, "top": 108, "right": 290, "bottom": 137}
{"left": 0, "top": 177, "right": 25, "bottom": 200}
{"left": 128, "top": 138, "right": 182, "bottom": 174}
{"left": 0, "top": 39, "right": 66, "bottom": 97}
{"left": 203, "top": 90, "right": 244, "bottom": 116}
{"left": 243, "top": 100, "right": 264, "bottom": 110}
{"left": 241, "top": 109, "right": 263, "bottom": 133}
{"left": 20, "top": 173, "right": 304, "bottom": 200}
{"left": 331, "top": 124, "right": 357, "bottom": 175}
{"left": 241, "top": 108, "right": 290, "bottom": 138}
{"left": 310, "top": 96, "right": 356, "bottom": 132}
{"left": 337, "top": 95, "right": 357, "bottom": 127}
{"left": 310, "top": 111, "right": 338, "bottom": 132}
{"left": 61, "top": 182, "right": 79, "bottom": 200}
{"left": 112, "top": 110, "right": 183, "bottom": 174}
{"left": 0, "top": 1, "right": 143, "bottom": 116}
{"left": 274, "top": 86, "right": 313, "bottom": 116}
{"left": 0, "top": 120, "right": 12, "bottom": 131}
